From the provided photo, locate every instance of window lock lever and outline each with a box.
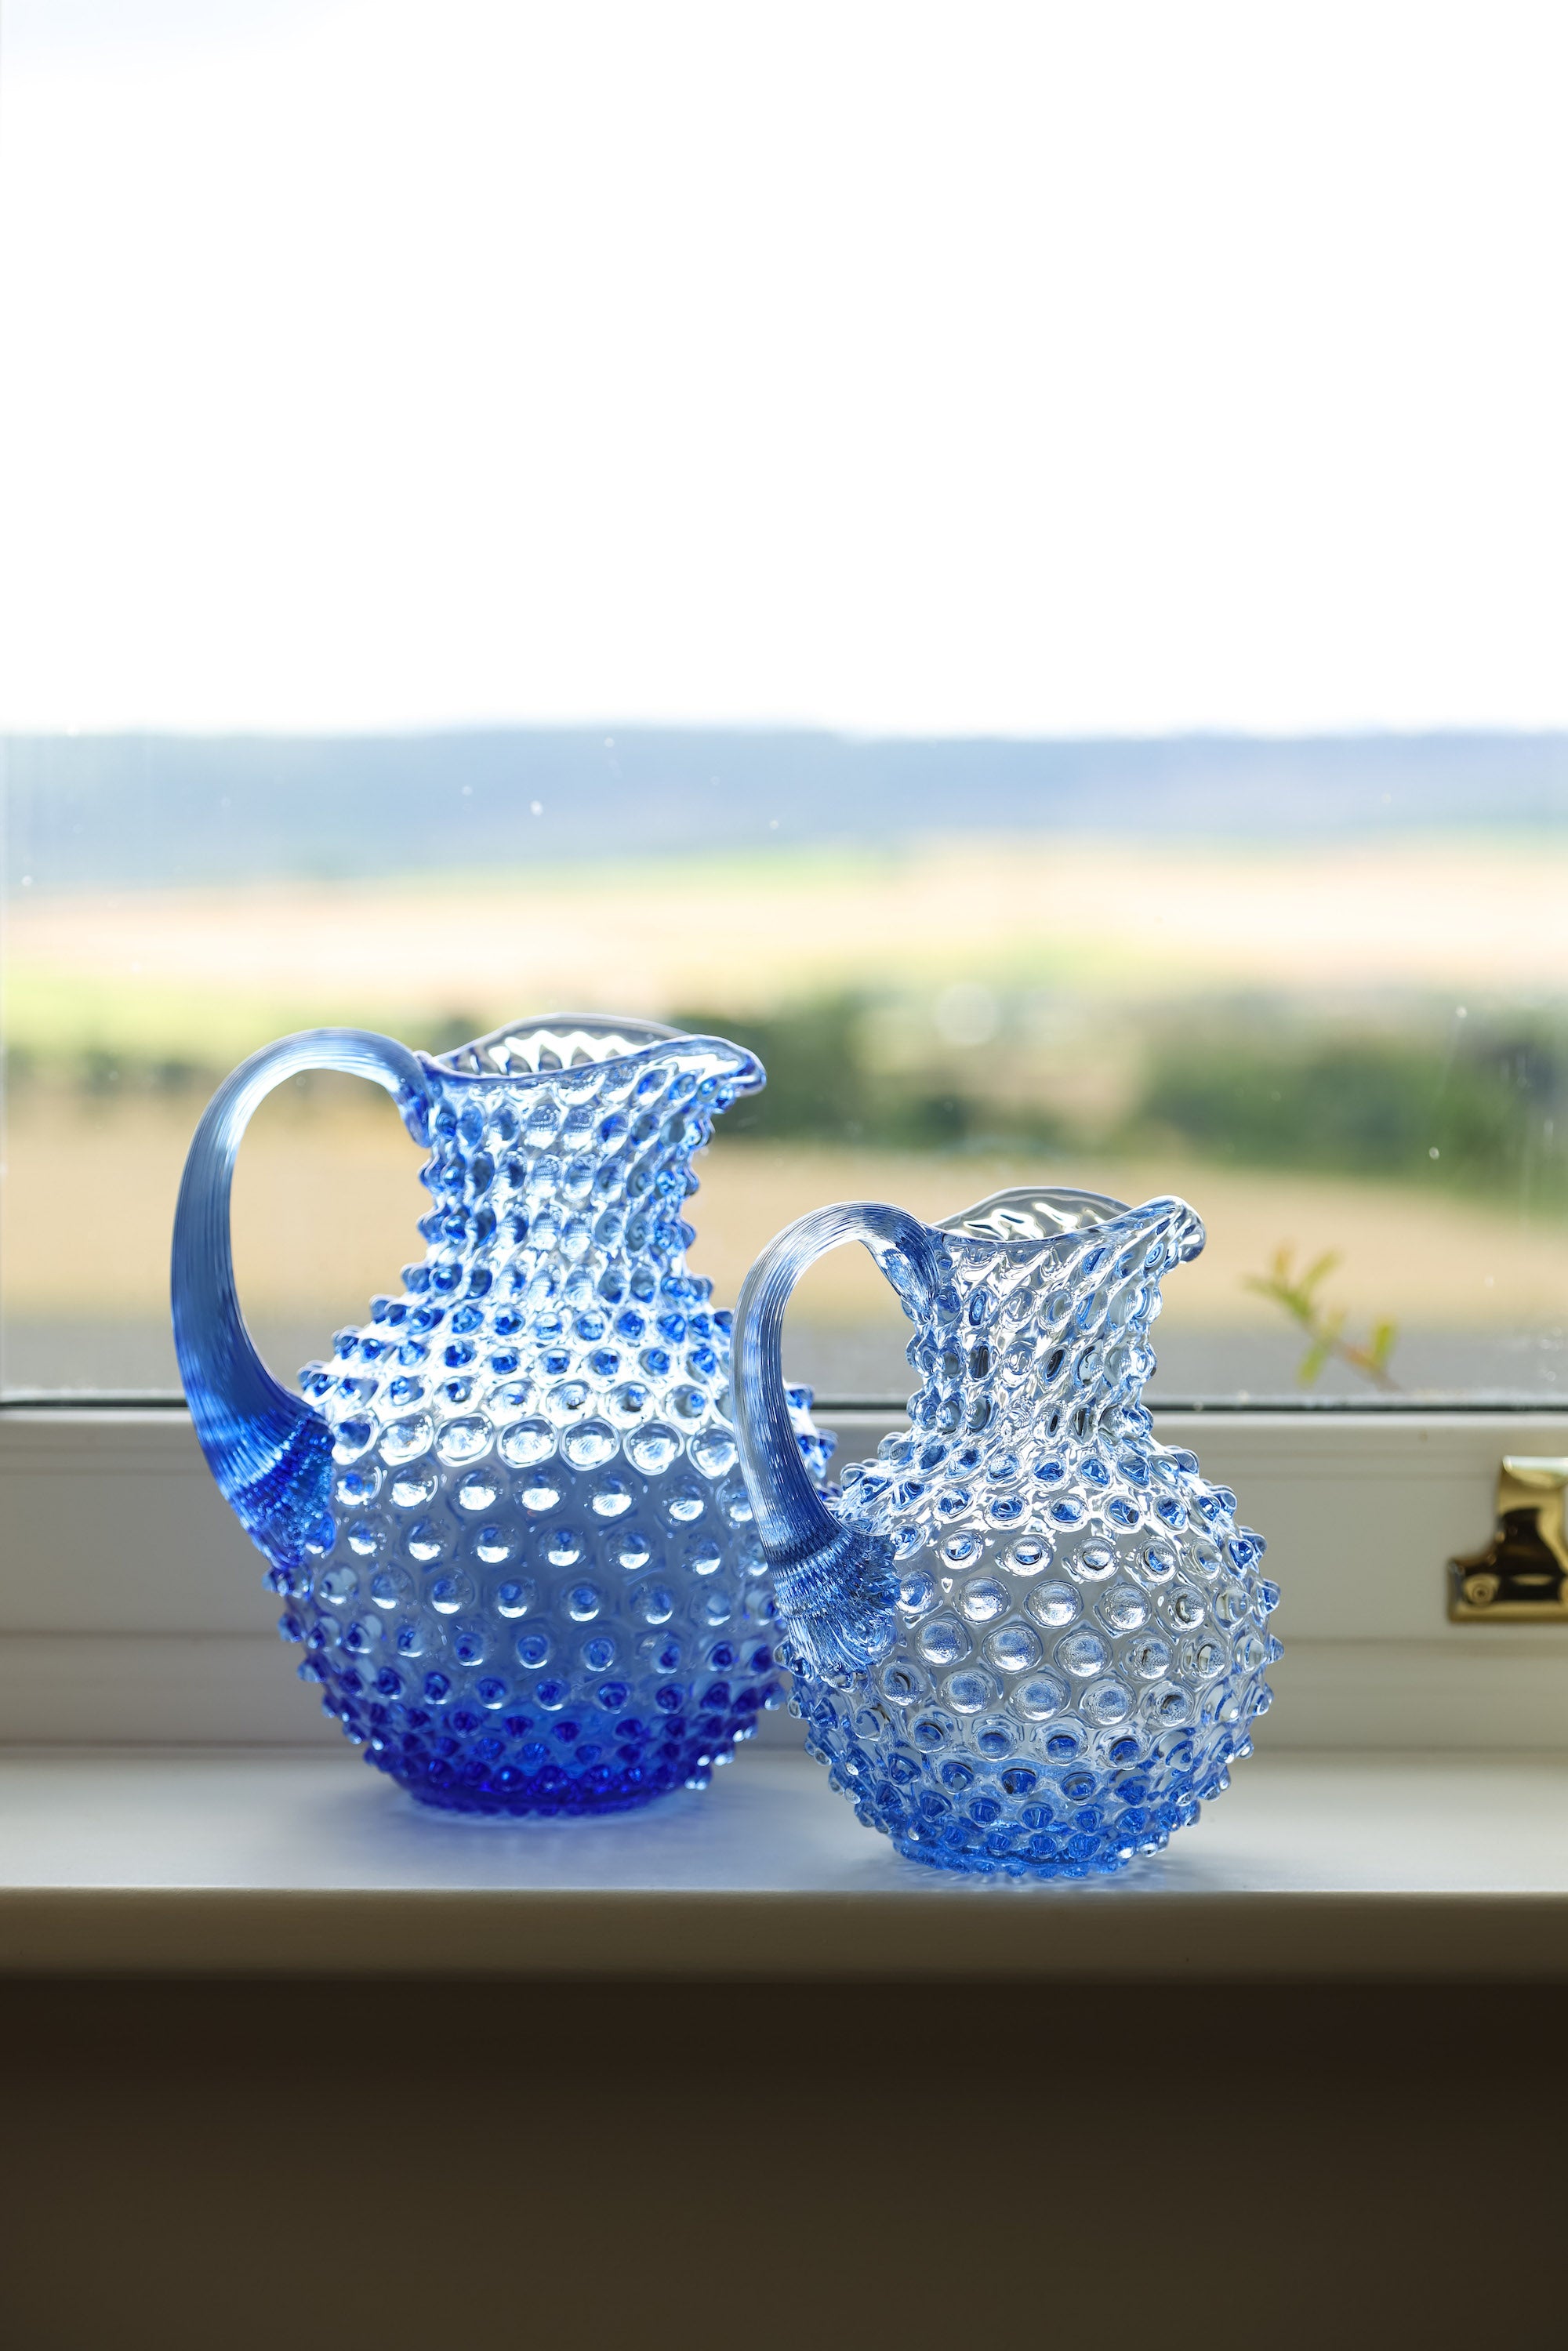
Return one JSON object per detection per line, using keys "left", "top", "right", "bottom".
{"left": 1450, "top": 1457, "right": 1568, "bottom": 1621}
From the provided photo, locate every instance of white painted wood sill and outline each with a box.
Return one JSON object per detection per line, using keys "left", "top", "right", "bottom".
{"left": 4, "top": 1745, "right": 1568, "bottom": 1980}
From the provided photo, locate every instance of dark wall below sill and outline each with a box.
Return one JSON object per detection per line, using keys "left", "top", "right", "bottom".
{"left": 0, "top": 1975, "right": 1555, "bottom": 2351}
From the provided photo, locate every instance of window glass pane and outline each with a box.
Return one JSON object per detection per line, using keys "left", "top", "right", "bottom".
{"left": 4, "top": 5, "right": 1566, "bottom": 1406}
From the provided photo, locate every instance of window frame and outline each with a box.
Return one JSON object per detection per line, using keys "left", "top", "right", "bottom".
{"left": 4, "top": 1399, "right": 1567, "bottom": 1752}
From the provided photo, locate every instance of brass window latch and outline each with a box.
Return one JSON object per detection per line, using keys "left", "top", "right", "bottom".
{"left": 1450, "top": 1457, "right": 1568, "bottom": 1620}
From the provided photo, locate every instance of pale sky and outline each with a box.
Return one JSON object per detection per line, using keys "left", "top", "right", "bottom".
{"left": 0, "top": 0, "right": 1564, "bottom": 737}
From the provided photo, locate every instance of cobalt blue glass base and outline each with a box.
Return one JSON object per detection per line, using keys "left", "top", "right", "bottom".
{"left": 368, "top": 1666, "right": 782, "bottom": 1819}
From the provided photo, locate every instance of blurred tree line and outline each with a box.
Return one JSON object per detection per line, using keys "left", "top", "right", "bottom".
{"left": 675, "top": 994, "right": 1568, "bottom": 1206}
{"left": 10, "top": 989, "right": 1566, "bottom": 1210}
{"left": 672, "top": 997, "right": 1067, "bottom": 1152}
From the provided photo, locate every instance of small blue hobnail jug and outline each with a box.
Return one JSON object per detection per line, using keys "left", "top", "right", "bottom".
{"left": 172, "top": 1014, "right": 829, "bottom": 1814}
{"left": 733, "top": 1185, "right": 1279, "bottom": 1877}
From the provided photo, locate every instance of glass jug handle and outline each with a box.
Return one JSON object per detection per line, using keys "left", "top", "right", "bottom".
{"left": 171, "top": 1029, "right": 432, "bottom": 1558}
{"left": 733, "top": 1199, "right": 940, "bottom": 1675}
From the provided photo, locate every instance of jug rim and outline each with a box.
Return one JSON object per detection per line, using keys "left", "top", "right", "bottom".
{"left": 935, "top": 1184, "right": 1206, "bottom": 1261}
{"left": 938, "top": 1185, "right": 1131, "bottom": 1241}
{"left": 419, "top": 1012, "right": 762, "bottom": 1090}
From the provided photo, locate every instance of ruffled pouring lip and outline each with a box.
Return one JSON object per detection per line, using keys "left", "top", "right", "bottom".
{"left": 422, "top": 1011, "right": 763, "bottom": 1093}
{"left": 940, "top": 1185, "right": 1207, "bottom": 1265}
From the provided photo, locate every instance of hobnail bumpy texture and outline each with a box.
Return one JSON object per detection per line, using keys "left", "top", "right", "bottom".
{"left": 789, "top": 1202, "right": 1279, "bottom": 1877}
{"left": 273, "top": 1022, "right": 830, "bottom": 1813}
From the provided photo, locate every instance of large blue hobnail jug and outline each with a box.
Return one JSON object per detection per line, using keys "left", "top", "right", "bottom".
{"left": 732, "top": 1185, "right": 1279, "bottom": 1876}
{"left": 172, "top": 1013, "right": 829, "bottom": 1814}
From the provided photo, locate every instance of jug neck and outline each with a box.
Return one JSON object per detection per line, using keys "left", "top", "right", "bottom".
{"left": 898, "top": 1205, "right": 1194, "bottom": 1459}
{"left": 399, "top": 1021, "right": 758, "bottom": 1316}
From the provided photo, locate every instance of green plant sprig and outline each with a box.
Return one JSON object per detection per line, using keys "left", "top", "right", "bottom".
{"left": 1243, "top": 1244, "right": 1400, "bottom": 1391}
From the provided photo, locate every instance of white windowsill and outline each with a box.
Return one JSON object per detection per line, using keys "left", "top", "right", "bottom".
{"left": 5, "top": 1743, "right": 1568, "bottom": 1981}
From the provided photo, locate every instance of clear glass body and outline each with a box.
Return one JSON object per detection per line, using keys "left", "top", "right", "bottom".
{"left": 734, "top": 1186, "right": 1279, "bottom": 1876}
{"left": 172, "top": 1014, "right": 829, "bottom": 1814}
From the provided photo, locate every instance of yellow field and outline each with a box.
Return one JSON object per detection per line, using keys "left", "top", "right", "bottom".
{"left": 4, "top": 1091, "right": 1563, "bottom": 1344}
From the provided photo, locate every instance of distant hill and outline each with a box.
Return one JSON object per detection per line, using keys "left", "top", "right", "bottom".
{"left": 5, "top": 727, "right": 1566, "bottom": 891}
